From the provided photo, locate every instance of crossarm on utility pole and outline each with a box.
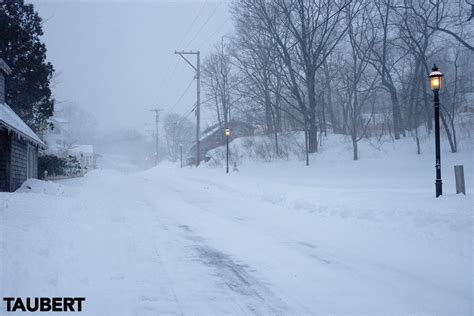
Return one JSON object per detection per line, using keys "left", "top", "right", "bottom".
{"left": 175, "top": 52, "right": 197, "bottom": 72}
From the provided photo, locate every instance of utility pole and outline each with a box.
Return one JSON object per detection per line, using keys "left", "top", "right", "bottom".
{"left": 150, "top": 108, "right": 162, "bottom": 166}
{"left": 174, "top": 50, "right": 201, "bottom": 167}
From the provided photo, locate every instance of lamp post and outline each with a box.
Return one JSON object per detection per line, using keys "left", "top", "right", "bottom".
{"left": 224, "top": 128, "right": 231, "bottom": 174}
{"left": 180, "top": 143, "right": 183, "bottom": 168}
{"left": 429, "top": 64, "right": 443, "bottom": 198}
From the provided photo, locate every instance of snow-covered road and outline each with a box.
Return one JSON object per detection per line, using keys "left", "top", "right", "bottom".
{"left": 1, "top": 160, "right": 472, "bottom": 315}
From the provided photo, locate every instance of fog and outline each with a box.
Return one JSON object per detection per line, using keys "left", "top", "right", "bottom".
{"left": 32, "top": 0, "right": 232, "bottom": 136}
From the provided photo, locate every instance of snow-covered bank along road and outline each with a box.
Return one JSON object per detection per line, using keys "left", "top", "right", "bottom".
{"left": 1, "top": 161, "right": 472, "bottom": 315}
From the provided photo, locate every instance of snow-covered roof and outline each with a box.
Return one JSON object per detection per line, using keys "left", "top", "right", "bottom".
{"left": 0, "top": 102, "right": 46, "bottom": 148}
{"left": 69, "top": 144, "right": 94, "bottom": 155}
{"left": 200, "top": 125, "right": 221, "bottom": 141}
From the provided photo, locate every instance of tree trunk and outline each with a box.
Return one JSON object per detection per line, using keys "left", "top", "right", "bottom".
{"left": 387, "top": 85, "right": 401, "bottom": 139}
{"left": 304, "top": 119, "right": 309, "bottom": 166}
{"left": 308, "top": 109, "right": 318, "bottom": 153}
{"left": 307, "top": 75, "right": 318, "bottom": 153}
{"left": 270, "top": 107, "right": 279, "bottom": 156}
{"left": 352, "top": 135, "right": 358, "bottom": 160}
{"left": 450, "top": 118, "right": 457, "bottom": 153}
{"left": 275, "top": 106, "right": 282, "bottom": 133}
{"left": 273, "top": 84, "right": 283, "bottom": 133}
{"left": 421, "top": 74, "right": 433, "bottom": 132}
{"left": 407, "top": 60, "right": 421, "bottom": 130}
{"left": 440, "top": 111, "right": 457, "bottom": 153}
{"left": 321, "top": 93, "right": 327, "bottom": 136}
{"left": 264, "top": 94, "right": 273, "bottom": 135}
{"left": 415, "top": 127, "right": 421, "bottom": 155}
{"left": 323, "top": 59, "right": 339, "bottom": 133}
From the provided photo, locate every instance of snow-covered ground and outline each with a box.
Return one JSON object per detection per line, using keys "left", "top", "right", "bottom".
{"left": 1, "top": 135, "right": 472, "bottom": 315}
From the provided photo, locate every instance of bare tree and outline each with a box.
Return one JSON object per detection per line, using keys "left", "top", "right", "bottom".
{"left": 361, "top": 0, "right": 407, "bottom": 140}
{"left": 163, "top": 113, "right": 195, "bottom": 162}
{"left": 232, "top": 13, "right": 285, "bottom": 155}
{"left": 338, "top": 1, "right": 378, "bottom": 160}
{"left": 426, "top": 0, "right": 474, "bottom": 51}
{"left": 202, "top": 41, "right": 239, "bottom": 130}
{"left": 234, "top": 0, "right": 351, "bottom": 154}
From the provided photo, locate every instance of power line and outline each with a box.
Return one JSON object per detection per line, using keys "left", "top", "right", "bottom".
{"left": 166, "top": 77, "right": 195, "bottom": 114}
{"left": 152, "top": 1, "right": 208, "bottom": 106}
{"left": 177, "top": 0, "right": 209, "bottom": 49}
{"left": 185, "top": 0, "right": 224, "bottom": 49}
{"left": 195, "top": 18, "right": 230, "bottom": 48}
{"left": 183, "top": 103, "right": 197, "bottom": 120}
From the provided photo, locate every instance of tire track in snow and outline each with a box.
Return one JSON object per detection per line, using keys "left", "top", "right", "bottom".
{"left": 176, "top": 224, "right": 288, "bottom": 315}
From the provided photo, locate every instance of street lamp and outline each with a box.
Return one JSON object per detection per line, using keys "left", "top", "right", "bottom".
{"left": 224, "top": 128, "right": 231, "bottom": 174}
{"left": 428, "top": 64, "right": 443, "bottom": 198}
{"left": 180, "top": 143, "right": 183, "bottom": 168}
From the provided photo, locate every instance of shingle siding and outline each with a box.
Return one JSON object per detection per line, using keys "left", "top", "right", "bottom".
{"left": 0, "top": 132, "right": 40, "bottom": 192}
{"left": 0, "top": 74, "right": 5, "bottom": 104}
{"left": 32, "top": 146, "right": 38, "bottom": 178}
{"left": 0, "top": 130, "right": 9, "bottom": 191}
{"left": 10, "top": 136, "right": 28, "bottom": 191}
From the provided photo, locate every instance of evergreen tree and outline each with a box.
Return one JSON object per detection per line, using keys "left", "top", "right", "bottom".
{"left": 0, "top": 0, "right": 55, "bottom": 131}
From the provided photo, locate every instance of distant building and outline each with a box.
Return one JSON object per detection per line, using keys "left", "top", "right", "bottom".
{"left": 0, "top": 58, "right": 46, "bottom": 192}
{"left": 187, "top": 119, "right": 255, "bottom": 165}
{"left": 69, "top": 144, "right": 95, "bottom": 171}
{"left": 40, "top": 112, "right": 96, "bottom": 173}
{"left": 41, "top": 115, "right": 71, "bottom": 155}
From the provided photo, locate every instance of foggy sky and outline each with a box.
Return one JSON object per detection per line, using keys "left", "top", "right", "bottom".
{"left": 31, "top": 0, "right": 233, "bottom": 134}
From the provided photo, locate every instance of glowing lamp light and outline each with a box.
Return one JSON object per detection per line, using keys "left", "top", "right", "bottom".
{"left": 429, "top": 65, "right": 443, "bottom": 91}
{"left": 224, "top": 128, "right": 231, "bottom": 137}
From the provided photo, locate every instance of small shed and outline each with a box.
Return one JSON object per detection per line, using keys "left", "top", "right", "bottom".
{"left": 0, "top": 58, "right": 46, "bottom": 192}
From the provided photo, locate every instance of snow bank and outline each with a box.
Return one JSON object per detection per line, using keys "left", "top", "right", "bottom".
{"left": 205, "top": 115, "right": 474, "bottom": 167}
{"left": 16, "top": 178, "right": 68, "bottom": 196}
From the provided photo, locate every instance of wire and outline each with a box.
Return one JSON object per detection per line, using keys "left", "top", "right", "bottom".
{"left": 177, "top": 0, "right": 209, "bottom": 49}
{"left": 152, "top": 1, "right": 208, "bottom": 107}
{"left": 184, "top": 103, "right": 197, "bottom": 119}
{"left": 185, "top": 0, "right": 224, "bottom": 49}
{"left": 195, "top": 18, "right": 230, "bottom": 48}
{"left": 166, "top": 77, "right": 195, "bottom": 113}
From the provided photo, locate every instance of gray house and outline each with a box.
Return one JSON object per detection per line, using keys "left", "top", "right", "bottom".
{"left": 0, "top": 58, "right": 46, "bottom": 192}
{"left": 188, "top": 119, "right": 255, "bottom": 165}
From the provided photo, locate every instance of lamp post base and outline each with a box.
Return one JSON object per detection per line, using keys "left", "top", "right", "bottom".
{"left": 435, "top": 180, "right": 442, "bottom": 198}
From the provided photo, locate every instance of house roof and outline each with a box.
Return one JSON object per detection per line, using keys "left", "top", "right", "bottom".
{"left": 0, "top": 102, "right": 46, "bottom": 148}
{"left": 200, "top": 119, "right": 255, "bottom": 141}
